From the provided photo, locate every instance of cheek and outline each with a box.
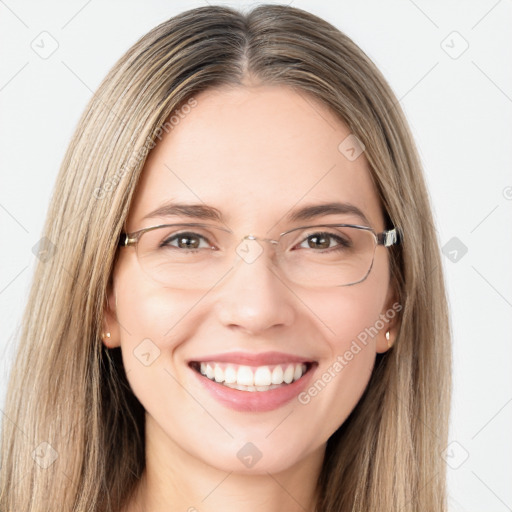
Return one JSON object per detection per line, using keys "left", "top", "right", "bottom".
{"left": 113, "top": 272, "right": 204, "bottom": 432}
{"left": 297, "top": 275, "right": 388, "bottom": 430}
{"left": 319, "top": 288, "right": 383, "bottom": 365}
{"left": 113, "top": 258, "right": 199, "bottom": 375}
{"left": 307, "top": 275, "right": 387, "bottom": 355}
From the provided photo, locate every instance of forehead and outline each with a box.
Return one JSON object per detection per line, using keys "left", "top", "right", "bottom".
{"left": 126, "top": 85, "right": 384, "bottom": 233}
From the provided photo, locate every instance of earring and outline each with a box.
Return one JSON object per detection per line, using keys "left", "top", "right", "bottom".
{"left": 102, "top": 332, "right": 111, "bottom": 341}
{"left": 385, "top": 330, "right": 391, "bottom": 348}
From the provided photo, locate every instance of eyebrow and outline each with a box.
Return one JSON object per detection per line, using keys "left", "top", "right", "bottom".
{"left": 142, "top": 201, "right": 371, "bottom": 227}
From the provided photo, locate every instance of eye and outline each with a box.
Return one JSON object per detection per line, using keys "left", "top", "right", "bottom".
{"left": 298, "top": 231, "right": 351, "bottom": 251}
{"left": 161, "top": 231, "right": 212, "bottom": 250}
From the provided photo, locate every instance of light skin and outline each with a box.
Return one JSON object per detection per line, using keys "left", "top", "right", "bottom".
{"left": 103, "top": 83, "right": 399, "bottom": 512}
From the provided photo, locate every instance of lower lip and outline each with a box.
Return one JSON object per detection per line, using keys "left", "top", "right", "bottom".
{"left": 190, "top": 364, "right": 317, "bottom": 412}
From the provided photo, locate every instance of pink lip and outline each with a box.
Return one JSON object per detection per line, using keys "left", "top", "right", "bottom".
{"left": 189, "top": 362, "right": 318, "bottom": 413}
{"left": 187, "top": 351, "right": 314, "bottom": 366}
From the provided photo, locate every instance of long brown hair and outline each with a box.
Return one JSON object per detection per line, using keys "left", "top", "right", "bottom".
{"left": 0, "top": 5, "right": 451, "bottom": 511}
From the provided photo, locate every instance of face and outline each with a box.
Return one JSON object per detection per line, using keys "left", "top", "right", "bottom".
{"left": 104, "top": 84, "right": 399, "bottom": 475}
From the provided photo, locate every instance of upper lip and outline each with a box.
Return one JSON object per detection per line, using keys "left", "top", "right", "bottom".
{"left": 188, "top": 351, "right": 315, "bottom": 366}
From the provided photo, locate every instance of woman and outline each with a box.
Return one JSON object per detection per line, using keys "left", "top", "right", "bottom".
{"left": 0, "top": 4, "right": 451, "bottom": 511}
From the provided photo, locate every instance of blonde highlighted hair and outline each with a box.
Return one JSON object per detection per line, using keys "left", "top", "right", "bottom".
{"left": 0, "top": 4, "right": 451, "bottom": 511}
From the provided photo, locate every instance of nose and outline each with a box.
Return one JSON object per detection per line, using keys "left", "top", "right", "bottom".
{"left": 213, "top": 240, "right": 296, "bottom": 335}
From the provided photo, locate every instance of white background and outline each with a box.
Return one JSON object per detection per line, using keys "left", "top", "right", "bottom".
{"left": 1, "top": 1, "right": 511, "bottom": 510}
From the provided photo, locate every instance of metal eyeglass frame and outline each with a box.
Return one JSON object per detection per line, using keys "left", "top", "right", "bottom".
{"left": 118, "top": 222, "right": 401, "bottom": 286}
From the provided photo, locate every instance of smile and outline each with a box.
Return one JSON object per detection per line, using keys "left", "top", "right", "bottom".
{"left": 190, "top": 361, "right": 311, "bottom": 391}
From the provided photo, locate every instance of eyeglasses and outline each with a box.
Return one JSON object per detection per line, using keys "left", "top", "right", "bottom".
{"left": 118, "top": 222, "right": 401, "bottom": 290}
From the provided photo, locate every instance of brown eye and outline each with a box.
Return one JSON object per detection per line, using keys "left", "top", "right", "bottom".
{"left": 161, "top": 232, "right": 210, "bottom": 250}
{"left": 299, "top": 232, "right": 351, "bottom": 251}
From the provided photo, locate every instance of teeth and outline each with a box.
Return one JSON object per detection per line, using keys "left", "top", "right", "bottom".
{"left": 237, "top": 366, "right": 254, "bottom": 386}
{"left": 214, "top": 365, "right": 224, "bottom": 383}
{"left": 224, "top": 382, "right": 283, "bottom": 392}
{"left": 271, "top": 365, "right": 284, "bottom": 384}
{"left": 254, "top": 366, "right": 272, "bottom": 386}
{"left": 283, "top": 364, "right": 295, "bottom": 384}
{"left": 224, "top": 365, "right": 237, "bottom": 384}
{"left": 196, "top": 362, "right": 308, "bottom": 389}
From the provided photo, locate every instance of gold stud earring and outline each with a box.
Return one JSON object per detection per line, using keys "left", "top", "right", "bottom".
{"left": 102, "top": 332, "right": 111, "bottom": 341}
{"left": 385, "top": 330, "right": 391, "bottom": 348}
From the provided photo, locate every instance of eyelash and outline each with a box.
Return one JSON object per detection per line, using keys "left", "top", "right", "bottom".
{"left": 160, "top": 231, "right": 351, "bottom": 252}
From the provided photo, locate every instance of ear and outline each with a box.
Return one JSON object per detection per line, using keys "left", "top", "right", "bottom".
{"left": 101, "top": 278, "right": 121, "bottom": 349}
{"left": 376, "top": 285, "right": 402, "bottom": 354}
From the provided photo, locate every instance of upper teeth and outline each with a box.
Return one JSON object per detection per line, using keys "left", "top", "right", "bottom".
{"left": 198, "top": 362, "right": 307, "bottom": 387}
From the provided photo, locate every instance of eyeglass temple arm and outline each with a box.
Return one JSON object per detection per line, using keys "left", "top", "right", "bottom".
{"left": 119, "top": 233, "right": 134, "bottom": 247}
{"left": 377, "top": 227, "right": 401, "bottom": 247}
